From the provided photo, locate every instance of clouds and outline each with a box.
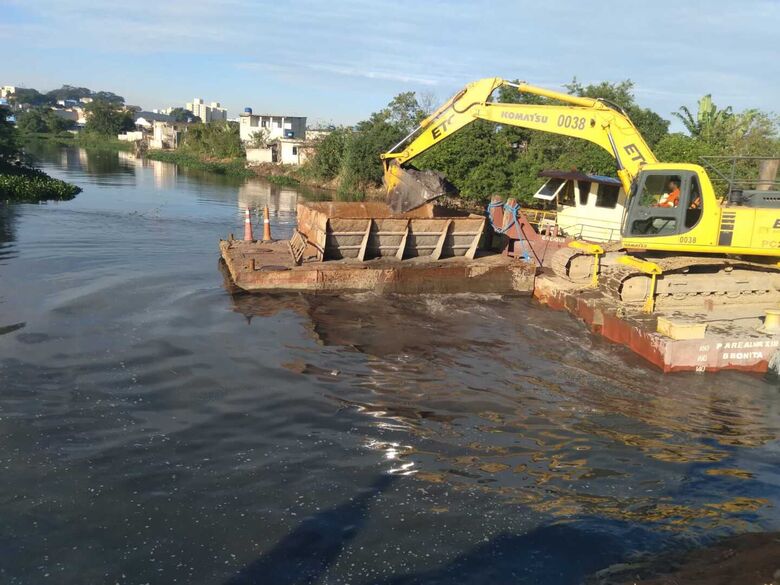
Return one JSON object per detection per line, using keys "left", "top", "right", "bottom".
{"left": 3, "top": 0, "right": 779, "bottom": 124}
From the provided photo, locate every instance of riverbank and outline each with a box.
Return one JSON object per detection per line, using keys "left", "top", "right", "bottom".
{"left": 0, "top": 161, "right": 81, "bottom": 203}
{"left": 21, "top": 131, "right": 134, "bottom": 152}
{"left": 144, "top": 150, "right": 254, "bottom": 178}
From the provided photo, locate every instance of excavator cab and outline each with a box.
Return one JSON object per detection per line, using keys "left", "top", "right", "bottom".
{"left": 623, "top": 169, "right": 704, "bottom": 238}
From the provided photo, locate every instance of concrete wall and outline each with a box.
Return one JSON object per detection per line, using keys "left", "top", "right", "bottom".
{"left": 118, "top": 131, "right": 144, "bottom": 141}
{"left": 246, "top": 147, "right": 274, "bottom": 164}
{"left": 277, "top": 140, "right": 304, "bottom": 165}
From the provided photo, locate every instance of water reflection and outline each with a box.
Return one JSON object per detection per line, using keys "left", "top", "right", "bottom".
{"left": 2, "top": 143, "right": 778, "bottom": 583}
{"left": 229, "top": 290, "right": 780, "bottom": 535}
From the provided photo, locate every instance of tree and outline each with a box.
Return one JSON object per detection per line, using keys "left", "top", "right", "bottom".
{"left": 672, "top": 95, "right": 733, "bottom": 144}
{"left": 566, "top": 78, "right": 670, "bottom": 147}
{"left": 378, "top": 92, "right": 426, "bottom": 135}
{"left": 84, "top": 101, "right": 135, "bottom": 136}
{"left": 90, "top": 91, "right": 124, "bottom": 105}
{"left": 181, "top": 121, "right": 242, "bottom": 158}
{"left": 16, "top": 108, "right": 75, "bottom": 135}
{"left": 45, "top": 85, "right": 92, "bottom": 103}
{"left": 723, "top": 109, "right": 779, "bottom": 156}
{"left": 169, "top": 107, "right": 200, "bottom": 123}
{"left": 0, "top": 106, "right": 20, "bottom": 162}
{"left": 16, "top": 109, "right": 49, "bottom": 134}
{"left": 247, "top": 128, "right": 270, "bottom": 149}
{"left": 9, "top": 88, "right": 49, "bottom": 107}
{"left": 307, "top": 128, "right": 350, "bottom": 181}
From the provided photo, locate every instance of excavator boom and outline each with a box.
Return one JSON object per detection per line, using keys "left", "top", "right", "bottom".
{"left": 382, "top": 77, "right": 656, "bottom": 212}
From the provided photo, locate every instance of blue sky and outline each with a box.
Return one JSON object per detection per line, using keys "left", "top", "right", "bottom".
{"left": 3, "top": 0, "right": 778, "bottom": 128}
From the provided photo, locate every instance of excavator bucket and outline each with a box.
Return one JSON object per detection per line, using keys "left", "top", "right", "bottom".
{"left": 384, "top": 160, "right": 454, "bottom": 214}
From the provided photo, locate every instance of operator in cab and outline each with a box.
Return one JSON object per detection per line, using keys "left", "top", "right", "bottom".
{"left": 657, "top": 178, "right": 681, "bottom": 208}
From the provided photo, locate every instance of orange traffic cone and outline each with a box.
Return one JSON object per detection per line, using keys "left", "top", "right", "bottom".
{"left": 262, "top": 205, "right": 272, "bottom": 242}
{"left": 243, "top": 207, "right": 254, "bottom": 241}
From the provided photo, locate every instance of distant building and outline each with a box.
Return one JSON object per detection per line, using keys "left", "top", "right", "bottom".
{"left": 133, "top": 111, "right": 175, "bottom": 129}
{"left": 185, "top": 98, "right": 227, "bottom": 123}
{"left": 51, "top": 106, "right": 87, "bottom": 126}
{"left": 149, "top": 120, "right": 186, "bottom": 150}
{"left": 1, "top": 86, "right": 15, "bottom": 99}
{"left": 239, "top": 111, "right": 306, "bottom": 143}
{"left": 241, "top": 110, "right": 308, "bottom": 166}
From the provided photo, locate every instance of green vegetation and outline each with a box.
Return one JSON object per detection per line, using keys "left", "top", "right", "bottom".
{"left": 83, "top": 101, "right": 134, "bottom": 136}
{"left": 16, "top": 107, "right": 76, "bottom": 135}
{"left": 180, "top": 121, "right": 243, "bottom": 158}
{"left": 266, "top": 174, "right": 300, "bottom": 187}
{"left": 303, "top": 78, "right": 779, "bottom": 204}
{"left": 144, "top": 121, "right": 252, "bottom": 176}
{"left": 76, "top": 133, "right": 134, "bottom": 151}
{"left": 0, "top": 106, "right": 81, "bottom": 202}
{"left": 0, "top": 165, "right": 81, "bottom": 202}
{"left": 168, "top": 107, "right": 201, "bottom": 123}
{"left": 145, "top": 150, "right": 252, "bottom": 177}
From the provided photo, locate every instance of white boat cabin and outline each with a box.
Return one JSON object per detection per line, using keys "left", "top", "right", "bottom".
{"left": 533, "top": 170, "right": 626, "bottom": 243}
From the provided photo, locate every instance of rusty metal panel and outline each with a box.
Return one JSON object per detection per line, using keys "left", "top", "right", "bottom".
{"left": 369, "top": 218, "right": 410, "bottom": 259}
{"left": 296, "top": 202, "right": 486, "bottom": 262}
{"left": 325, "top": 218, "right": 371, "bottom": 259}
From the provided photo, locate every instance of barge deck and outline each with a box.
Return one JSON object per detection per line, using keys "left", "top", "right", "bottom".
{"left": 219, "top": 202, "right": 780, "bottom": 375}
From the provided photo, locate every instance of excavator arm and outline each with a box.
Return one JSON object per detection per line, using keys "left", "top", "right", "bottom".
{"left": 382, "top": 77, "right": 657, "bottom": 212}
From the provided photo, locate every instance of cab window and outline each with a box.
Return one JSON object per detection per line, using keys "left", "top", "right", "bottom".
{"left": 577, "top": 181, "right": 591, "bottom": 206}
{"left": 595, "top": 183, "right": 620, "bottom": 208}
{"left": 536, "top": 178, "right": 565, "bottom": 199}
{"left": 685, "top": 176, "right": 703, "bottom": 228}
{"left": 558, "top": 181, "right": 575, "bottom": 206}
{"left": 628, "top": 174, "right": 684, "bottom": 236}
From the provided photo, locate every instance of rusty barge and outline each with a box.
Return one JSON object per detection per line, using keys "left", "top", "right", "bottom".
{"left": 219, "top": 201, "right": 780, "bottom": 375}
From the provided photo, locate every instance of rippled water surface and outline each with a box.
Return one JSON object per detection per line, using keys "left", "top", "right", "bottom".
{"left": 1, "top": 145, "right": 779, "bottom": 584}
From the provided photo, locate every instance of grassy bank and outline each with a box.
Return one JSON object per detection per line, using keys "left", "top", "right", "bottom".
{"left": 76, "top": 133, "right": 134, "bottom": 151}
{"left": 0, "top": 162, "right": 81, "bottom": 203}
{"left": 145, "top": 150, "right": 253, "bottom": 178}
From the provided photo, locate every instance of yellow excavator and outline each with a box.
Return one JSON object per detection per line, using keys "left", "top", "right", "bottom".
{"left": 381, "top": 77, "right": 780, "bottom": 309}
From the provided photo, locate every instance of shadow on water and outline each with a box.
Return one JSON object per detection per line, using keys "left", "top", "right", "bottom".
{"left": 224, "top": 468, "right": 660, "bottom": 585}
{"left": 223, "top": 474, "right": 397, "bottom": 585}
{"left": 370, "top": 522, "right": 656, "bottom": 585}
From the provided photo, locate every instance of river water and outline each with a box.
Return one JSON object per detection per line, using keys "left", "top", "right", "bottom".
{"left": 1, "top": 144, "right": 779, "bottom": 585}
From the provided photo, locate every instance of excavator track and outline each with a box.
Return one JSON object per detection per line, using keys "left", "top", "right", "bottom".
{"left": 550, "top": 247, "right": 593, "bottom": 283}
{"left": 599, "top": 256, "right": 780, "bottom": 309}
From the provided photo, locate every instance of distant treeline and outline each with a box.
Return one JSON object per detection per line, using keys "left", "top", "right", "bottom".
{"left": 8, "top": 85, "right": 124, "bottom": 107}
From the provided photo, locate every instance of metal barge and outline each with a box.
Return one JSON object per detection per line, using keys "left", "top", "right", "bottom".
{"left": 219, "top": 201, "right": 780, "bottom": 375}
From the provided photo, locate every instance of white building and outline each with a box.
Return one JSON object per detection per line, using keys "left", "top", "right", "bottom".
{"left": 185, "top": 98, "right": 227, "bottom": 123}
{"left": 239, "top": 111, "right": 306, "bottom": 143}
{"left": 1, "top": 86, "right": 15, "bottom": 99}
{"left": 240, "top": 110, "right": 308, "bottom": 165}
